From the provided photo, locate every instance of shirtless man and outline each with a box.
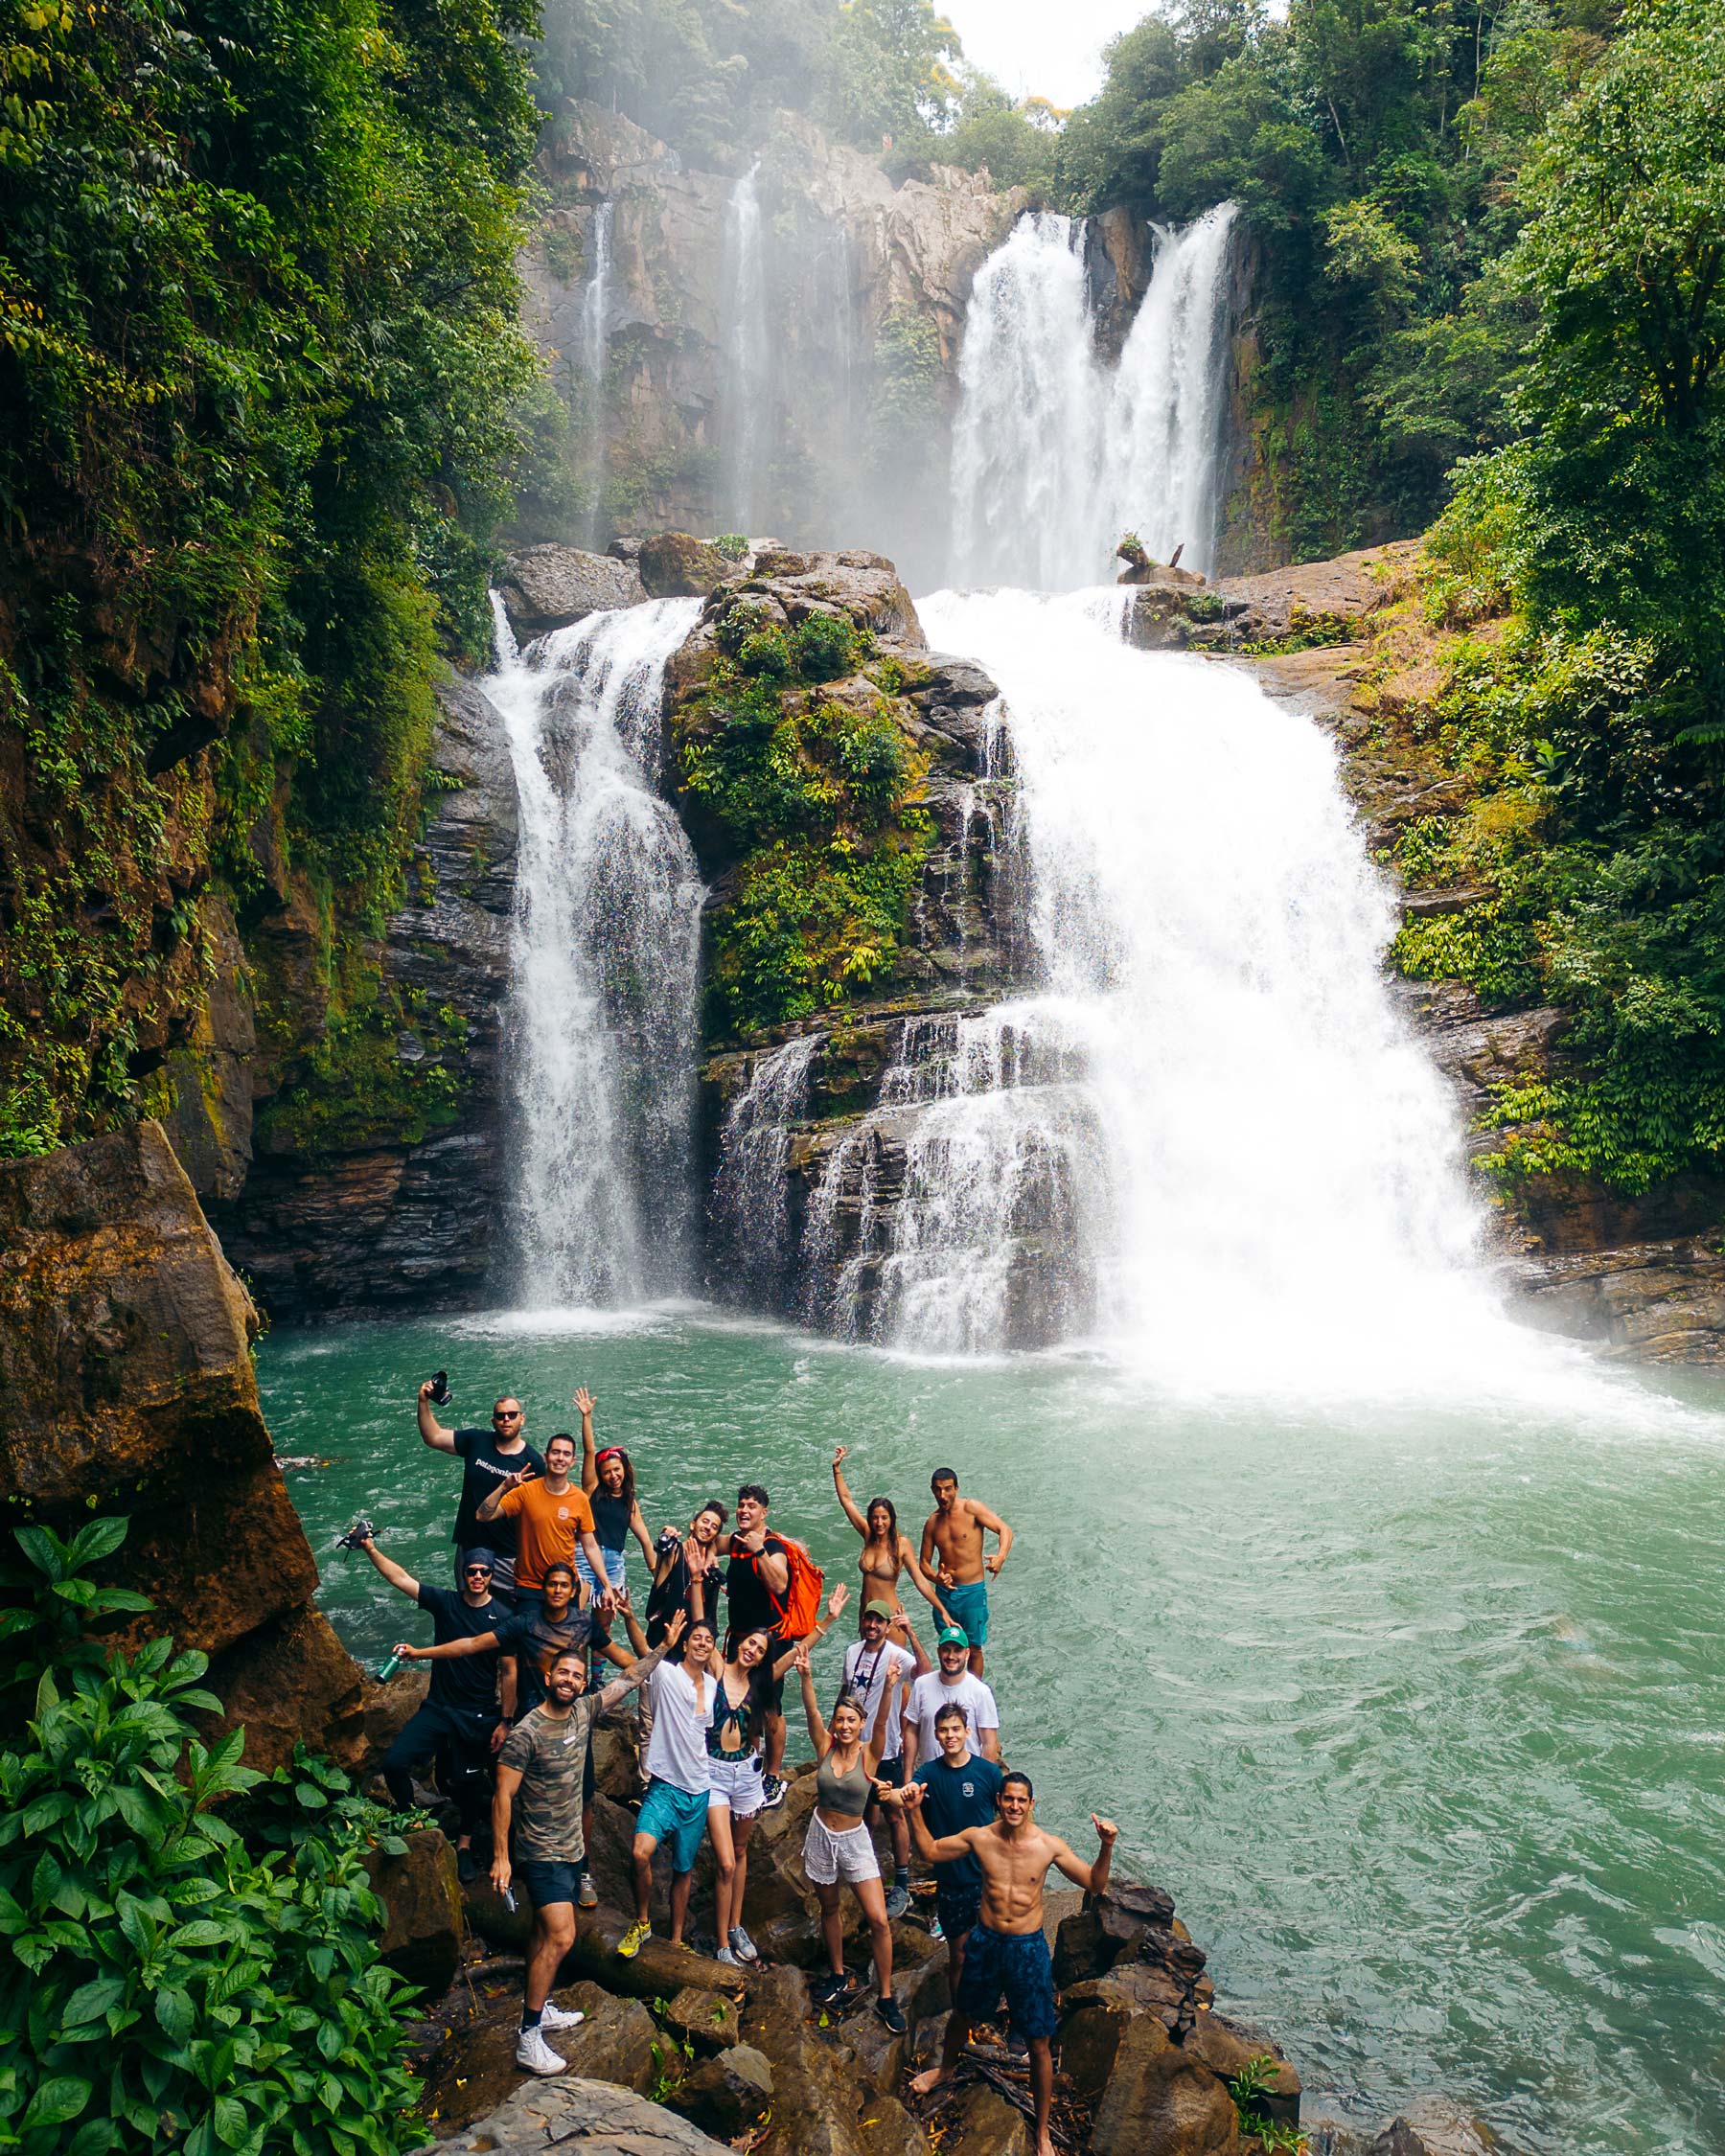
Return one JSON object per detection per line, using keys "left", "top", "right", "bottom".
{"left": 892, "top": 1773, "right": 1117, "bottom": 2156}
{"left": 919, "top": 1468, "right": 1013, "bottom": 1676}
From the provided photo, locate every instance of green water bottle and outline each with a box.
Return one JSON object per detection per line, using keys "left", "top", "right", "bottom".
{"left": 376, "top": 1651, "right": 402, "bottom": 1682}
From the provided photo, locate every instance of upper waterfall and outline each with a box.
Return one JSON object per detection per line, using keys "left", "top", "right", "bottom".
{"left": 719, "top": 161, "right": 769, "bottom": 533}
{"left": 486, "top": 595, "right": 703, "bottom": 1311}
{"left": 949, "top": 202, "right": 1239, "bottom": 589}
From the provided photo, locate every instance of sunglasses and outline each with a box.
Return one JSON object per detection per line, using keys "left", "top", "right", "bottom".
{"left": 463, "top": 1565, "right": 494, "bottom": 1577}
{"left": 493, "top": 1411, "right": 522, "bottom": 1423}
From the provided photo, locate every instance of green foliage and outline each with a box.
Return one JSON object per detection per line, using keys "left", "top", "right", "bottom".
{"left": 0, "top": 1519, "right": 422, "bottom": 2156}
{"left": 678, "top": 597, "right": 931, "bottom": 1034}
{"left": 0, "top": 0, "right": 540, "bottom": 1157}
{"left": 707, "top": 533, "right": 750, "bottom": 561}
{"left": 254, "top": 969, "right": 469, "bottom": 1161}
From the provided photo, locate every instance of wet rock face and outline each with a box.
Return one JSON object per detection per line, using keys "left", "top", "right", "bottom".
{"left": 497, "top": 542, "right": 644, "bottom": 634}
{"left": 0, "top": 1120, "right": 364, "bottom": 1768}
{"left": 212, "top": 672, "right": 518, "bottom": 1320}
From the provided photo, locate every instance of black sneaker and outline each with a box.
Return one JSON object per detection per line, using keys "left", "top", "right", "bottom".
{"left": 874, "top": 1994, "right": 907, "bottom": 2035}
{"left": 813, "top": 1971, "right": 849, "bottom": 2007}
{"left": 456, "top": 1846, "right": 479, "bottom": 1886}
{"left": 758, "top": 1773, "right": 787, "bottom": 1811}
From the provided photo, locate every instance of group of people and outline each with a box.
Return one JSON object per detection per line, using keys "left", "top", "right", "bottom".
{"left": 359, "top": 1380, "right": 1117, "bottom": 2156}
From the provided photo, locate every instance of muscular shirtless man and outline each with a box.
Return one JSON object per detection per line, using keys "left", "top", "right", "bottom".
{"left": 892, "top": 1773, "right": 1117, "bottom": 2156}
{"left": 919, "top": 1468, "right": 1013, "bottom": 1676}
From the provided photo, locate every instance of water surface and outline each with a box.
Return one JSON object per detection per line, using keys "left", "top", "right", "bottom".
{"left": 261, "top": 1304, "right": 1725, "bottom": 2156}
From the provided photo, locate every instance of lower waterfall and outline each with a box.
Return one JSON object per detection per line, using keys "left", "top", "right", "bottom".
{"left": 783, "top": 589, "right": 1530, "bottom": 1392}
{"left": 487, "top": 595, "right": 703, "bottom": 1310}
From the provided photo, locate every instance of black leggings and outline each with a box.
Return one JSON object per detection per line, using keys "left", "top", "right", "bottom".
{"left": 382, "top": 1702, "right": 495, "bottom": 1838}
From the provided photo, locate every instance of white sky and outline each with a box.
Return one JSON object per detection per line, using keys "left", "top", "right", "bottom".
{"left": 941, "top": 0, "right": 1160, "bottom": 110}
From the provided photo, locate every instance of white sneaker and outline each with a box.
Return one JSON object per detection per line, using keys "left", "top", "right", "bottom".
{"left": 515, "top": 2028, "right": 566, "bottom": 2076}
{"left": 728, "top": 1926, "right": 760, "bottom": 1964}
{"left": 538, "top": 2000, "right": 586, "bottom": 2032}
{"left": 715, "top": 1945, "right": 739, "bottom": 1966}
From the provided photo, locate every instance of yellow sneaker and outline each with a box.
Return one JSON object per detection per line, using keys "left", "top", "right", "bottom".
{"left": 617, "top": 1919, "right": 651, "bottom": 1961}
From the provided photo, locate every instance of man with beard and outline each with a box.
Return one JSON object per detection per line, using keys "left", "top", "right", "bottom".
{"left": 493, "top": 1615, "right": 687, "bottom": 2076}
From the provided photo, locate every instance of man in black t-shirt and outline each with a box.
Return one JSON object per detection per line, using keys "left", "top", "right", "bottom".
{"left": 360, "top": 1531, "right": 508, "bottom": 1882}
{"left": 724, "top": 1481, "right": 793, "bottom": 1808}
{"left": 417, "top": 1379, "right": 544, "bottom": 1602}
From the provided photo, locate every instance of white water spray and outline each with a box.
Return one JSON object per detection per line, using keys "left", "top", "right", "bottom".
{"left": 719, "top": 162, "right": 769, "bottom": 532}
{"left": 820, "top": 587, "right": 1547, "bottom": 1395}
{"left": 949, "top": 203, "right": 1238, "bottom": 588}
{"left": 486, "top": 595, "right": 703, "bottom": 1310}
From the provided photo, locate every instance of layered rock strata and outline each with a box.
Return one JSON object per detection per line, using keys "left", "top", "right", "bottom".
{"left": 0, "top": 1119, "right": 364, "bottom": 1768}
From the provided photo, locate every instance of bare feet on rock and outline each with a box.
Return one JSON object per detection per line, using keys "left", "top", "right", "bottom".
{"left": 908, "top": 2064, "right": 954, "bottom": 2099}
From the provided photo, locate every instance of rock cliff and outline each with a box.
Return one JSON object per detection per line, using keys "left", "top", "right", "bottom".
{"left": 0, "top": 1119, "right": 364, "bottom": 1767}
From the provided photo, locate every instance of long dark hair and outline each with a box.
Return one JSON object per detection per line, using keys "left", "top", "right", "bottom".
{"left": 594, "top": 1444, "right": 636, "bottom": 1506}
{"left": 864, "top": 1494, "right": 898, "bottom": 1547}
{"left": 725, "top": 1626, "right": 779, "bottom": 1736}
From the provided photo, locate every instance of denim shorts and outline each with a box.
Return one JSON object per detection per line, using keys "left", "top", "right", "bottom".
{"left": 954, "top": 1922, "right": 1057, "bottom": 2039}
{"left": 576, "top": 1547, "right": 627, "bottom": 1594}
{"left": 636, "top": 1777, "right": 709, "bottom": 1874}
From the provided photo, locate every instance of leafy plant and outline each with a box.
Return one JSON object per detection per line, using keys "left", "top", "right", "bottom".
{"left": 707, "top": 533, "right": 749, "bottom": 561}
{"left": 0, "top": 1520, "right": 423, "bottom": 2156}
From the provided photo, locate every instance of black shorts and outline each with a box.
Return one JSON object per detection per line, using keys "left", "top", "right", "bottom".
{"left": 935, "top": 1882, "right": 981, "bottom": 1940}
{"left": 517, "top": 1859, "right": 577, "bottom": 1910}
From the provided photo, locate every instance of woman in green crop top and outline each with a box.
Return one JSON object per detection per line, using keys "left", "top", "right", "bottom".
{"left": 794, "top": 1639, "right": 907, "bottom": 2033}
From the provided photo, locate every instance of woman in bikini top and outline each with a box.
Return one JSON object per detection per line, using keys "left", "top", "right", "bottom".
{"left": 832, "top": 1447, "right": 951, "bottom": 1631}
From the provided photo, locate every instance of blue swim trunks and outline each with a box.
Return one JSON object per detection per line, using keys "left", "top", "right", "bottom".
{"left": 943, "top": 1579, "right": 989, "bottom": 1647}
{"left": 636, "top": 1777, "right": 709, "bottom": 1875}
{"left": 954, "top": 1922, "right": 1057, "bottom": 2041}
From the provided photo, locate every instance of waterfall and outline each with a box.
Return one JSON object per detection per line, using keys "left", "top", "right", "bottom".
{"left": 719, "top": 162, "right": 769, "bottom": 532}
{"left": 949, "top": 203, "right": 1238, "bottom": 589}
{"left": 486, "top": 594, "right": 704, "bottom": 1311}
{"left": 578, "top": 200, "right": 613, "bottom": 546}
{"left": 811, "top": 588, "right": 1511, "bottom": 1391}
{"left": 708, "top": 1036, "right": 817, "bottom": 1306}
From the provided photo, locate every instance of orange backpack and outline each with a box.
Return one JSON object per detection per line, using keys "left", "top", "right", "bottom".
{"left": 763, "top": 1534, "right": 825, "bottom": 1640}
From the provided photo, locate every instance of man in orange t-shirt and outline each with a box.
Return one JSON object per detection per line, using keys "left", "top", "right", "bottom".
{"left": 476, "top": 1430, "right": 613, "bottom": 1603}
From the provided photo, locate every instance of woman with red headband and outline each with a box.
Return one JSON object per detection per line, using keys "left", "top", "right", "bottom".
{"left": 574, "top": 1388, "right": 656, "bottom": 1595}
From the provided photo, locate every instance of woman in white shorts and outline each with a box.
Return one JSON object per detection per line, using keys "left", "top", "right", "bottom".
{"left": 793, "top": 1639, "right": 907, "bottom": 2033}
{"left": 699, "top": 1587, "right": 852, "bottom": 1966}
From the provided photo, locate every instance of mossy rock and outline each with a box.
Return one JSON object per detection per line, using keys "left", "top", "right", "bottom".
{"left": 639, "top": 531, "right": 729, "bottom": 598}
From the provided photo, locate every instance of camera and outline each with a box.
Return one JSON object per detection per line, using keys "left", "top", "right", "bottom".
{"left": 335, "top": 1515, "right": 376, "bottom": 1552}
{"left": 427, "top": 1370, "right": 451, "bottom": 1407}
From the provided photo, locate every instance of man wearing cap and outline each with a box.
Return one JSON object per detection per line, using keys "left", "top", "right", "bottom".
{"left": 901, "top": 1621, "right": 1000, "bottom": 1778}
{"left": 840, "top": 1601, "right": 928, "bottom": 1918}
{"left": 357, "top": 1528, "right": 507, "bottom": 1883}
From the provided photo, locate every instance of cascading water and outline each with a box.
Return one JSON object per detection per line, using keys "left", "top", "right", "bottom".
{"left": 709, "top": 1036, "right": 817, "bottom": 1307}
{"left": 719, "top": 162, "right": 770, "bottom": 531}
{"left": 949, "top": 202, "right": 1238, "bottom": 588}
{"left": 578, "top": 200, "right": 613, "bottom": 545}
{"left": 805, "top": 587, "right": 1531, "bottom": 1394}
{"left": 486, "top": 594, "right": 704, "bottom": 1311}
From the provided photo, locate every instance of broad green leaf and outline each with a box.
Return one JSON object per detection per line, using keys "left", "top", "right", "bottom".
{"left": 20, "top": 2076, "right": 92, "bottom": 2131}
{"left": 13, "top": 1525, "right": 64, "bottom": 1582}
{"left": 66, "top": 1518, "right": 128, "bottom": 1569}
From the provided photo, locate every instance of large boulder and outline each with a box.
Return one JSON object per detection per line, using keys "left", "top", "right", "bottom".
{"left": 638, "top": 532, "right": 730, "bottom": 599}
{"left": 1090, "top": 2012, "right": 1246, "bottom": 2156}
{"left": 0, "top": 1120, "right": 364, "bottom": 1770}
{"left": 419, "top": 1982, "right": 663, "bottom": 2134}
{"left": 943, "top": 2085, "right": 1032, "bottom": 2156}
{"left": 497, "top": 541, "right": 645, "bottom": 633}
{"left": 740, "top": 1965, "right": 876, "bottom": 2156}
{"left": 1372, "top": 2099, "right": 1499, "bottom": 2156}
{"left": 667, "top": 2044, "right": 774, "bottom": 2140}
{"left": 414, "top": 2075, "right": 729, "bottom": 2155}
{"left": 364, "top": 1825, "right": 463, "bottom": 1996}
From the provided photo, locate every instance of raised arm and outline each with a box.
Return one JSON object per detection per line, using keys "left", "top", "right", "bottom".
{"left": 795, "top": 1643, "right": 829, "bottom": 1755}
{"left": 1051, "top": 1816, "right": 1119, "bottom": 1897}
{"left": 894, "top": 1779, "right": 974, "bottom": 1864}
{"left": 490, "top": 1762, "right": 522, "bottom": 1896}
{"left": 886, "top": 1609, "right": 932, "bottom": 1679}
{"left": 358, "top": 1534, "right": 420, "bottom": 1600}
{"left": 597, "top": 1610, "right": 686, "bottom": 1712}
{"left": 972, "top": 1499, "right": 1014, "bottom": 1574}
{"left": 862, "top": 1667, "right": 904, "bottom": 1778}
{"left": 576, "top": 1388, "right": 598, "bottom": 1494}
{"left": 770, "top": 1584, "right": 849, "bottom": 1679}
{"left": 417, "top": 1380, "right": 457, "bottom": 1455}
{"left": 831, "top": 1446, "right": 869, "bottom": 1537}
{"left": 475, "top": 1469, "right": 529, "bottom": 1525}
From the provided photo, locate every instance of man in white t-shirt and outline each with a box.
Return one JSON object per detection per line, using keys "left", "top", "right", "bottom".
{"left": 621, "top": 1618, "right": 716, "bottom": 1957}
{"left": 841, "top": 1600, "right": 928, "bottom": 1917}
{"left": 902, "top": 1622, "right": 1001, "bottom": 1778}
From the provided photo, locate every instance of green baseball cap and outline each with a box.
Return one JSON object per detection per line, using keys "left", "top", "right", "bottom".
{"left": 862, "top": 1598, "right": 895, "bottom": 1620}
{"left": 937, "top": 1623, "right": 970, "bottom": 1647}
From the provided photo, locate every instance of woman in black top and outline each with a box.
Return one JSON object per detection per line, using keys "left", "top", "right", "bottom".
{"left": 576, "top": 1388, "right": 655, "bottom": 1594}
